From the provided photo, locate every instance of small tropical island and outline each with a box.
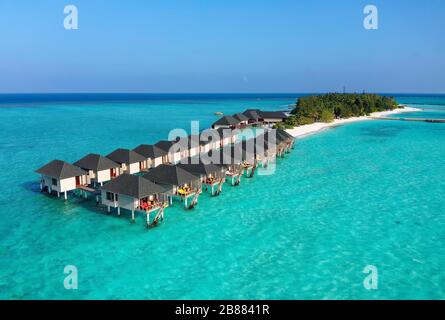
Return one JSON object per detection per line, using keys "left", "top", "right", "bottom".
{"left": 277, "top": 93, "right": 399, "bottom": 129}
{"left": 276, "top": 93, "right": 418, "bottom": 138}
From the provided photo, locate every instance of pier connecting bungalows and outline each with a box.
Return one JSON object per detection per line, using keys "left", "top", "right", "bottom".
{"left": 73, "top": 153, "right": 121, "bottom": 187}
{"left": 133, "top": 144, "right": 168, "bottom": 169}
{"left": 177, "top": 163, "right": 226, "bottom": 196}
{"left": 36, "top": 160, "right": 87, "bottom": 199}
{"left": 101, "top": 174, "right": 167, "bottom": 225}
{"left": 143, "top": 164, "right": 201, "bottom": 209}
{"left": 106, "top": 148, "right": 147, "bottom": 174}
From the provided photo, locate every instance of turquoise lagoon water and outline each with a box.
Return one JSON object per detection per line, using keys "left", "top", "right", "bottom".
{"left": 0, "top": 94, "right": 444, "bottom": 299}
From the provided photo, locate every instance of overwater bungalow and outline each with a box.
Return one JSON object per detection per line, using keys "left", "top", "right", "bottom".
{"left": 211, "top": 115, "right": 240, "bottom": 129}
{"left": 240, "top": 137, "right": 273, "bottom": 173}
{"left": 143, "top": 164, "right": 202, "bottom": 209}
{"left": 234, "top": 142, "right": 257, "bottom": 177}
{"left": 133, "top": 144, "right": 168, "bottom": 168}
{"left": 242, "top": 109, "right": 263, "bottom": 124}
{"left": 275, "top": 128, "right": 296, "bottom": 151}
{"left": 36, "top": 160, "right": 88, "bottom": 200}
{"left": 263, "top": 130, "right": 288, "bottom": 157}
{"left": 233, "top": 113, "right": 250, "bottom": 127}
{"left": 251, "top": 134, "right": 277, "bottom": 166}
{"left": 177, "top": 163, "right": 226, "bottom": 196}
{"left": 271, "top": 130, "right": 289, "bottom": 149}
{"left": 176, "top": 133, "right": 216, "bottom": 160}
{"left": 101, "top": 174, "right": 168, "bottom": 226}
{"left": 106, "top": 148, "right": 147, "bottom": 174}
{"left": 154, "top": 140, "right": 183, "bottom": 164}
{"left": 73, "top": 153, "right": 121, "bottom": 187}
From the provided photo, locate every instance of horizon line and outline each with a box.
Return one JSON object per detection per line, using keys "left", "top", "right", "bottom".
{"left": 1, "top": 92, "right": 445, "bottom": 95}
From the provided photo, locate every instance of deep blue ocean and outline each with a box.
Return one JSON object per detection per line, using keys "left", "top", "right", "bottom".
{"left": 0, "top": 93, "right": 444, "bottom": 299}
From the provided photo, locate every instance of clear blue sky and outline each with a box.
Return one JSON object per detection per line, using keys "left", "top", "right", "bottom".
{"left": 0, "top": 0, "right": 444, "bottom": 93}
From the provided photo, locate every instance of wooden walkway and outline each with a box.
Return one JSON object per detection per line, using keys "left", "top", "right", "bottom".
{"left": 371, "top": 117, "right": 445, "bottom": 123}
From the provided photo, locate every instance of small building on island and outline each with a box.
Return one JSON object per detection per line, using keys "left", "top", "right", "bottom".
{"left": 73, "top": 153, "right": 121, "bottom": 186}
{"left": 106, "top": 148, "right": 147, "bottom": 174}
{"left": 259, "top": 111, "right": 289, "bottom": 125}
{"left": 211, "top": 115, "right": 240, "bottom": 129}
{"left": 36, "top": 159, "right": 88, "bottom": 199}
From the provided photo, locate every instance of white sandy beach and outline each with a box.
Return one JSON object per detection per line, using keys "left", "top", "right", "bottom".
{"left": 285, "top": 106, "right": 420, "bottom": 138}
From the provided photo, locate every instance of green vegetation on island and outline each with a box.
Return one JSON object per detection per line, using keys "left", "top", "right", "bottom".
{"left": 276, "top": 93, "right": 399, "bottom": 129}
